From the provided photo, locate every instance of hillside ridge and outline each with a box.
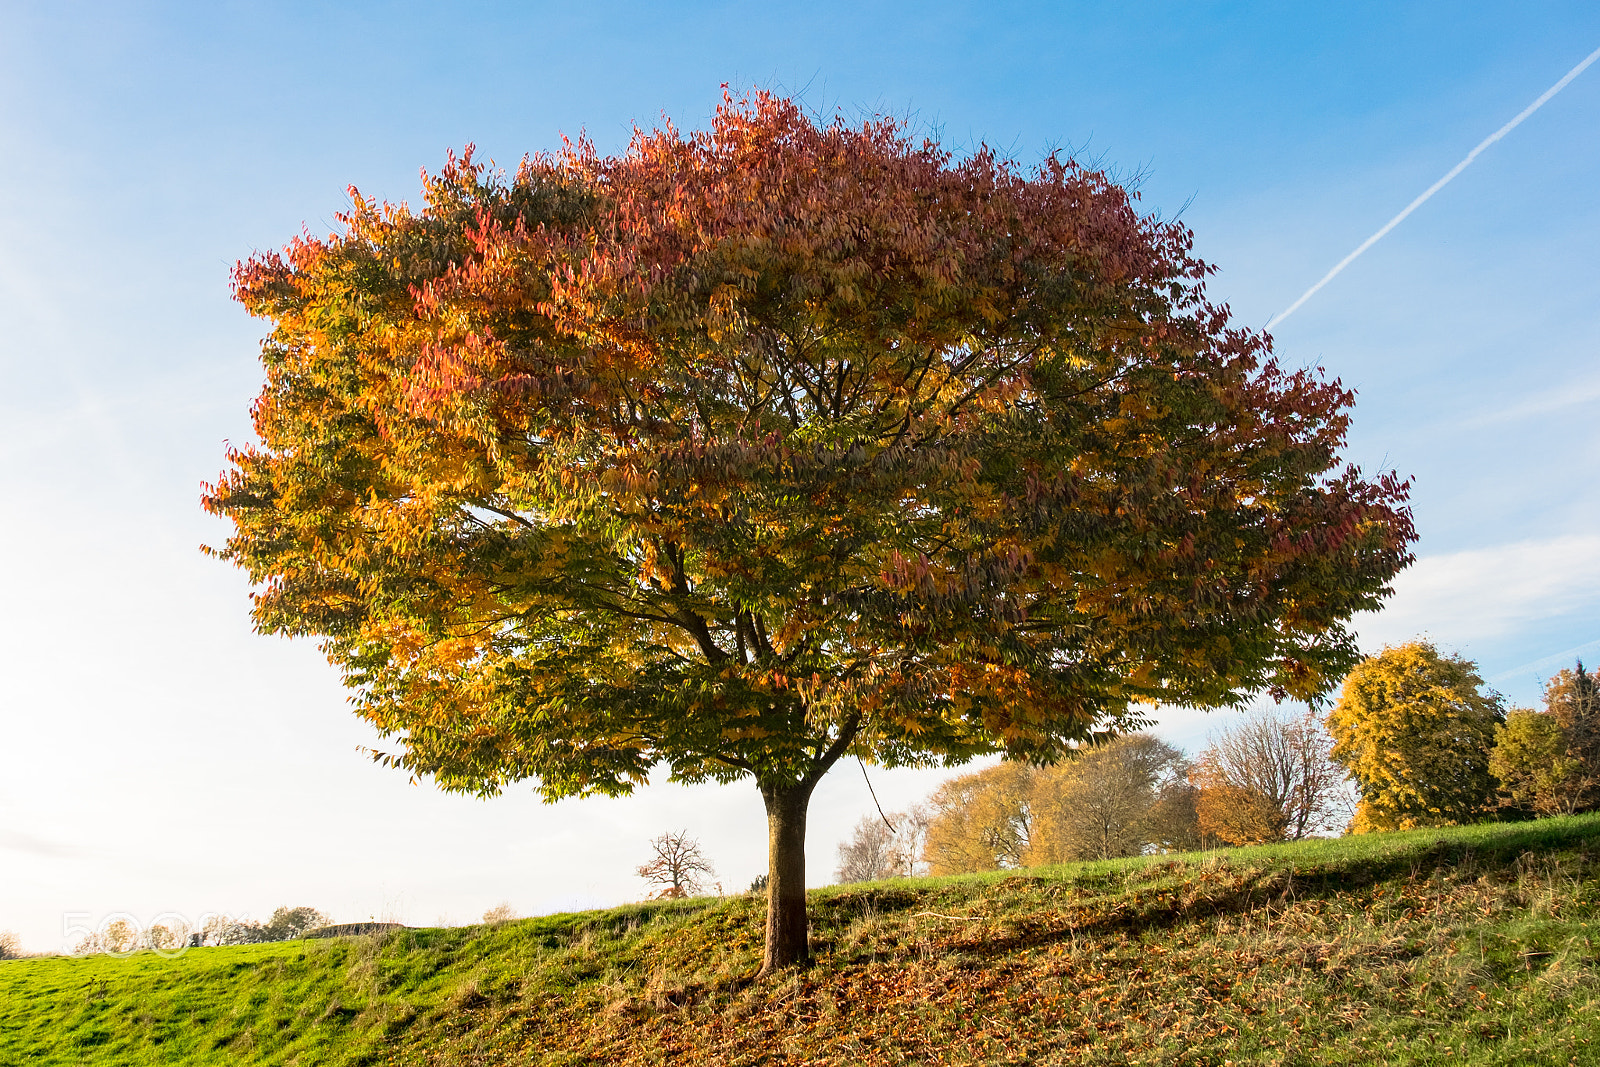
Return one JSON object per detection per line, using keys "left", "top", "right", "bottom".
{"left": 4, "top": 816, "right": 1599, "bottom": 1065}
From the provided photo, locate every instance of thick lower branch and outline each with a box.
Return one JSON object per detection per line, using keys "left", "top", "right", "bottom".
{"left": 804, "top": 712, "right": 862, "bottom": 789}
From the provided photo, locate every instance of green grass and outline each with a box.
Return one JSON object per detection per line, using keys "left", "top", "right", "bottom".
{"left": 6, "top": 816, "right": 1600, "bottom": 1065}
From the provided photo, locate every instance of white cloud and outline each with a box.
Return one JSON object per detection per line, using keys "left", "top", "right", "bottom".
{"left": 1358, "top": 534, "right": 1600, "bottom": 649}
{"left": 1150, "top": 535, "right": 1600, "bottom": 744}
{"left": 0, "top": 828, "right": 75, "bottom": 858}
{"left": 1461, "top": 375, "right": 1600, "bottom": 428}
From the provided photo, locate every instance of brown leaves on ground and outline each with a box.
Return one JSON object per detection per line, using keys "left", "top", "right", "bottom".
{"left": 393, "top": 839, "right": 1600, "bottom": 1067}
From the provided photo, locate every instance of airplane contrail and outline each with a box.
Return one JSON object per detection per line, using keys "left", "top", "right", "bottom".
{"left": 1267, "top": 43, "right": 1600, "bottom": 330}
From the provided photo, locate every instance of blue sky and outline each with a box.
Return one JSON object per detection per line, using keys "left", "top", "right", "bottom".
{"left": 3, "top": 2, "right": 1598, "bottom": 952}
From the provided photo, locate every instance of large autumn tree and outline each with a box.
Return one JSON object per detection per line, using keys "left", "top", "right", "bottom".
{"left": 204, "top": 92, "right": 1413, "bottom": 974}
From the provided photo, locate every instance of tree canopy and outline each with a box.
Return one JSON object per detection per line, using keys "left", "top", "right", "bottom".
{"left": 1029, "top": 734, "right": 1192, "bottom": 863}
{"left": 923, "top": 761, "right": 1037, "bottom": 874}
{"left": 1545, "top": 661, "right": 1600, "bottom": 804}
{"left": 1327, "top": 642, "right": 1503, "bottom": 832}
{"left": 1490, "top": 708, "right": 1584, "bottom": 816}
{"left": 1489, "top": 661, "right": 1600, "bottom": 817}
{"left": 921, "top": 734, "right": 1196, "bottom": 871}
{"left": 204, "top": 91, "right": 1414, "bottom": 971}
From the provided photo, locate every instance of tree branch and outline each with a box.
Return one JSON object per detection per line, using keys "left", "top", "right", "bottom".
{"left": 475, "top": 503, "right": 535, "bottom": 528}
{"left": 804, "top": 711, "right": 863, "bottom": 789}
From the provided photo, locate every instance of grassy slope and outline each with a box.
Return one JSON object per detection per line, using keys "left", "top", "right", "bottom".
{"left": 5, "top": 817, "right": 1600, "bottom": 1066}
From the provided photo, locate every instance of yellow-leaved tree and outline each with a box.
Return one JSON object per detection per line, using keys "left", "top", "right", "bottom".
{"left": 1327, "top": 642, "right": 1503, "bottom": 832}
{"left": 1490, "top": 709, "right": 1585, "bottom": 816}
{"left": 922, "top": 734, "right": 1192, "bottom": 872}
{"left": 922, "top": 762, "right": 1037, "bottom": 874}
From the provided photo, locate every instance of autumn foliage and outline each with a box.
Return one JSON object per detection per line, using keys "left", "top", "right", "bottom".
{"left": 1190, "top": 710, "right": 1349, "bottom": 845}
{"left": 1328, "top": 642, "right": 1504, "bottom": 832}
{"left": 204, "top": 91, "right": 1413, "bottom": 972}
{"left": 1490, "top": 661, "right": 1600, "bottom": 816}
{"left": 921, "top": 735, "right": 1195, "bottom": 873}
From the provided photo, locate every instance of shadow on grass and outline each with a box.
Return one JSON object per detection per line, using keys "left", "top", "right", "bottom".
{"left": 813, "top": 814, "right": 1600, "bottom": 962}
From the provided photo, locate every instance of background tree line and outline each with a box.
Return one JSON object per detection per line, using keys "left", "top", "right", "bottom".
{"left": 838, "top": 713, "right": 1350, "bottom": 880}
{"left": 1331, "top": 642, "right": 1600, "bottom": 829}
{"left": 66, "top": 907, "right": 330, "bottom": 955}
{"left": 836, "top": 640, "right": 1599, "bottom": 880}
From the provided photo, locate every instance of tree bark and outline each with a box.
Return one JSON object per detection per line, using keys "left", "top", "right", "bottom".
{"left": 759, "top": 779, "right": 816, "bottom": 975}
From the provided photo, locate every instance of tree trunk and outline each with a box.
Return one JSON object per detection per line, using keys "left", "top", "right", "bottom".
{"left": 759, "top": 779, "right": 815, "bottom": 976}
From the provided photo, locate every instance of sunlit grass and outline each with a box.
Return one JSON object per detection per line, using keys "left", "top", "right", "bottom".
{"left": 4, "top": 815, "right": 1600, "bottom": 1065}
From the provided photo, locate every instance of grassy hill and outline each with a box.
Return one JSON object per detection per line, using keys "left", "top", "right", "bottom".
{"left": 5, "top": 816, "right": 1600, "bottom": 1066}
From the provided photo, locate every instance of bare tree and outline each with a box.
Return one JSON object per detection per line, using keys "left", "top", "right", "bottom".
{"left": 1144, "top": 776, "right": 1207, "bottom": 853}
{"left": 199, "top": 914, "right": 250, "bottom": 946}
{"left": 835, "top": 806, "right": 930, "bottom": 883}
{"left": 636, "top": 830, "right": 716, "bottom": 899}
{"left": 481, "top": 902, "right": 518, "bottom": 924}
{"left": 1192, "top": 709, "right": 1351, "bottom": 844}
{"left": 0, "top": 931, "right": 21, "bottom": 960}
